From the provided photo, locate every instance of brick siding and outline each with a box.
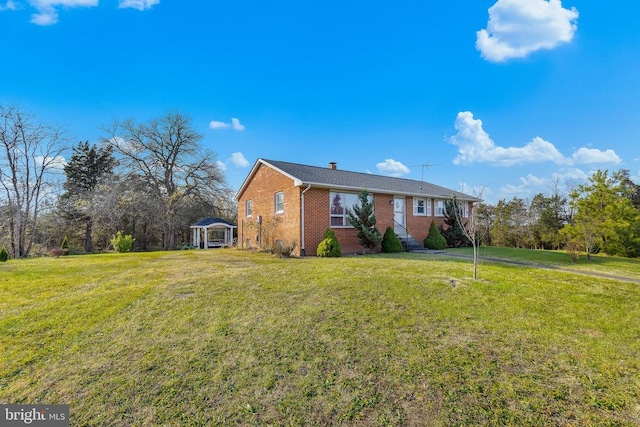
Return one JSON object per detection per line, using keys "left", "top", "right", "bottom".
{"left": 238, "top": 164, "right": 475, "bottom": 256}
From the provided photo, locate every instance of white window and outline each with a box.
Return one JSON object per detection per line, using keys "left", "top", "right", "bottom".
{"left": 435, "top": 200, "right": 445, "bottom": 217}
{"left": 413, "top": 198, "right": 432, "bottom": 216}
{"left": 275, "top": 192, "right": 284, "bottom": 214}
{"left": 330, "top": 191, "right": 372, "bottom": 227}
{"left": 462, "top": 202, "right": 469, "bottom": 218}
{"left": 246, "top": 200, "right": 252, "bottom": 217}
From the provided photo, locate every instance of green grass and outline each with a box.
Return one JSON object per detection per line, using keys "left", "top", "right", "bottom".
{"left": 448, "top": 246, "right": 640, "bottom": 281}
{"left": 1, "top": 250, "right": 640, "bottom": 426}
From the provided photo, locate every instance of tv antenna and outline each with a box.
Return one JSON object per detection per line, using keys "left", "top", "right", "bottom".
{"left": 411, "top": 162, "right": 440, "bottom": 181}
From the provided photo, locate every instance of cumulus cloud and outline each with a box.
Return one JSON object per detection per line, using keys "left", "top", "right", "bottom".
{"left": 230, "top": 152, "right": 249, "bottom": 168}
{"left": 230, "top": 118, "right": 245, "bottom": 131}
{"left": 216, "top": 160, "right": 227, "bottom": 172}
{"left": 449, "top": 111, "right": 622, "bottom": 167}
{"left": 376, "top": 159, "right": 410, "bottom": 177}
{"left": 209, "top": 118, "right": 245, "bottom": 131}
{"left": 450, "top": 111, "right": 565, "bottom": 166}
{"left": 571, "top": 147, "right": 621, "bottom": 164}
{"left": 118, "top": 0, "right": 159, "bottom": 10}
{"left": 476, "top": 0, "right": 579, "bottom": 62}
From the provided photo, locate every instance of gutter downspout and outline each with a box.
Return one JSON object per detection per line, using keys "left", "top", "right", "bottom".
{"left": 300, "top": 184, "right": 312, "bottom": 256}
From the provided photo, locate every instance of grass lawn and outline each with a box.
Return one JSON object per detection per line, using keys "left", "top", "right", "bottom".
{"left": 1, "top": 249, "right": 639, "bottom": 426}
{"left": 448, "top": 246, "right": 640, "bottom": 281}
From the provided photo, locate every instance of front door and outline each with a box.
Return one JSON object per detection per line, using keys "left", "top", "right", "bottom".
{"left": 393, "top": 197, "right": 406, "bottom": 234}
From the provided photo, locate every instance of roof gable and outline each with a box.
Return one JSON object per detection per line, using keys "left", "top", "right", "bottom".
{"left": 191, "top": 217, "right": 236, "bottom": 228}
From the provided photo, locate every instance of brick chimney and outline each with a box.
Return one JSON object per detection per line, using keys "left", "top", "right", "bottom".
{"left": 328, "top": 162, "right": 337, "bottom": 170}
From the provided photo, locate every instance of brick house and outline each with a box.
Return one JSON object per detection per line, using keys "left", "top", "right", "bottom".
{"left": 236, "top": 159, "right": 481, "bottom": 256}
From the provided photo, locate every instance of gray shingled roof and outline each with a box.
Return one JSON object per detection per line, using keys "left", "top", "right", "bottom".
{"left": 261, "top": 159, "right": 481, "bottom": 201}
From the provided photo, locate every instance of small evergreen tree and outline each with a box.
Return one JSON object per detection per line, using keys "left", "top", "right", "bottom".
{"left": 347, "top": 190, "right": 382, "bottom": 251}
{"left": 110, "top": 231, "right": 135, "bottom": 253}
{"left": 381, "top": 227, "right": 403, "bottom": 253}
{"left": 317, "top": 229, "right": 341, "bottom": 257}
{"left": 442, "top": 196, "right": 469, "bottom": 247}
{"left": 0, "top": 246, "right": 9, "bottom": 262}
{"left": 424, "top": 221, "right": 447, "bottom": 250}
{"left": 61, "top": 236, "right": 69, "bottom": 254}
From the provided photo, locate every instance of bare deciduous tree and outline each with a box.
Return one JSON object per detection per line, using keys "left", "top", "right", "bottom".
{"left": 452, "top": 188, "right": 487, "bottom": 280}
{"left": 0, "top": 105, "right": 67, "bottom": 258}
{"left": 104, "top": 111, "right": 228, "bottom": 250}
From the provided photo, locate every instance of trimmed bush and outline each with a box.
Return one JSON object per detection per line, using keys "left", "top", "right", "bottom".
{"left": 0, "top": 246, "right": 9, "bottom": 262}
{"left": 424, "top": 221, "right": 447, "bottom": 250}
{"left": 317, "top": 229, "right": 341, "bottom": 257}
{"left": 110, "top": 231, "right": 135, "bottom": 253}
{"left": 381, "top": 227, "right": 403, "bottom": 253}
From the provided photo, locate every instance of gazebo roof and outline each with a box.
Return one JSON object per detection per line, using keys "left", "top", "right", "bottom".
{"left": 191, "top": 217, "right": 236, "bottom": 228}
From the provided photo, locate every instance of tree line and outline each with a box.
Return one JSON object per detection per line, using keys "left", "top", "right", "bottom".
{"left": 1, "top": 105, "right": 235, "bottom": 258}
{"left": 472, "top": 170, "right": 640, "bottom": 259}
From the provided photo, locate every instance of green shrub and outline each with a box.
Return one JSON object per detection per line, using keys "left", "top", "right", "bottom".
{"left": 424, "top": 221, "right": 447, "bottom": 250}
{"left": 61, "top": 236, "right": 70, "bottom": 255}
{"left": 381, "top": 227, "right": 403, "bottom": 253}
{"left": 317, "top": 229, "right": 341, "bottom": 257}
{"left": 110, "top": 231, "right": 135, "bottom": 253}
{"left": 0, "top": 246, "right": 9, "bottom": 262}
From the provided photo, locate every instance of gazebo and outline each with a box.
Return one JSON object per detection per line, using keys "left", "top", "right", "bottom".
{"left": 190, "top": 217, "right": 236, "bottom": 249}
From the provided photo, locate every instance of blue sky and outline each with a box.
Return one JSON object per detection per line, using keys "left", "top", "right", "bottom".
{"left": 2, "top": 0, "right": 639, "bottom": 203}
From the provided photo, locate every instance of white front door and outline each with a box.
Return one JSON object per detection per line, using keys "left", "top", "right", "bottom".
{"left": 393, "top": 197, "right": 405, "bottom": 233}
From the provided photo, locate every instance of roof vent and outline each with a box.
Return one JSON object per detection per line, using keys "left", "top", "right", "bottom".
{"left": 328, "top": 162, "right": 337, "bottom": 170}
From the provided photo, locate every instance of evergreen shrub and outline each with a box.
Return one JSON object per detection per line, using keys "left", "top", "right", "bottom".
{"left": 381, "top": 227, "right": 403, "bottom": 253}
{"left": 424, "top": 221, "right": 447, "bottom": 250}
{"left": 317, "top": 229, "right": 341, "bottom": 257}
{"left": 0, "top": 246, "right": 9, "bottom": 262}
{"left": 110, "top": 231, "right": 135, "bottom": 253}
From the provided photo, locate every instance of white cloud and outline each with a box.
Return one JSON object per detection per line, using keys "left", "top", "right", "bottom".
{"left": 571, "top": 147, "right": 621, "bottom": 165}
{"left": 28, "top": 0, "right": 97, "bottom": 25}
{"left": 216, "top": 160, "right": 227, "bottom": 172}
{"left": 36, "top": 154, "right": 67, "bottom": 170}
{"left": 209, "top": 121, "right": 230, "bottom": 130}
{"left": 231, "top": 118, "right": 245, "bottom": 131}
{"left": 552, "top": 167, "right": 588, "bottom": 182}
{"left": 450, "top": 111, "right": 565, "bottom": 166}
{"left": 476, "top": 0, "right": 579, "bottom": 62}
{"left": 449, "top": 111, "right": 622, "bottom": 168}
{"left": 118, "top": 0, "right": 159, "bottom": 10}
{"left": 500, "top": 183, "right": 532, "bottom": 199}
{"left": 230, "top": 152, "right": 249, "bottom": 168}
{"left": 17, "top": 0, "right": 155, "bottom": 25}
{"left": 519, "top": 173, "right": 550, "bottom": 187}
{"left": 209, "top": 118, "right": 245, "bottom": 131}
{"left": 376, "top": 159, "right": 410, "bottom": 177}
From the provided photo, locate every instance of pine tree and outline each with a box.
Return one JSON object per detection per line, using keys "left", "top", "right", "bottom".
{"left": 442, "top": 196, "right": 469, "bottom": 247}
{"left": 347, "top": 190, "right": 382, "bottom": 251}
{"left": 62, "top": 141, "right": 116, "bottom": 253}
